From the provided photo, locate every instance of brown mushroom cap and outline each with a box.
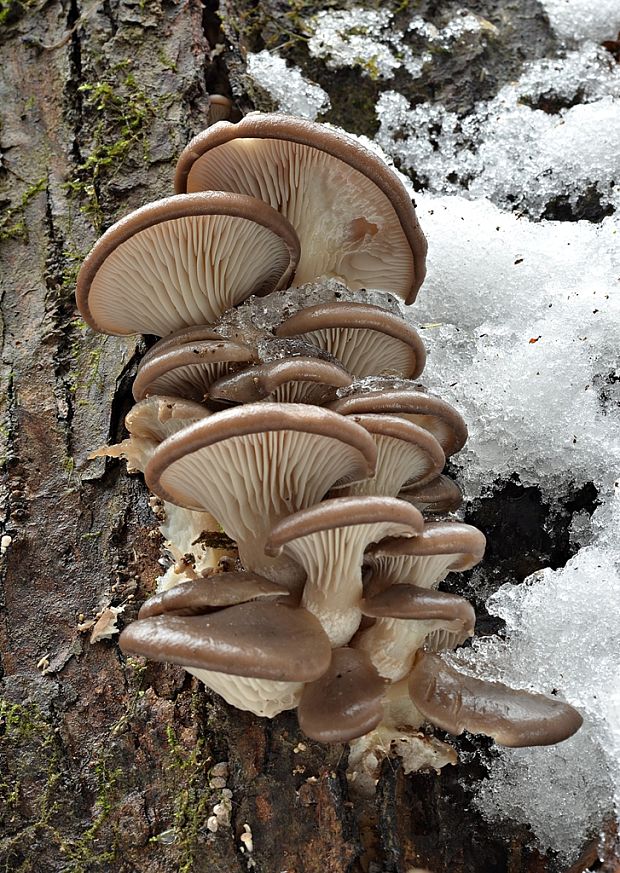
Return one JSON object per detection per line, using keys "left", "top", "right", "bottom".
{"left": 331, "top": 414, "right": 445, "bottom": 497}
{"left": 133, "top": 338, "right": 256, "bottom": 402}
{"left": 138, "top": 572, "right": 289, "bottom": 618}
{"left": 398, "top": 474, "right": 463, "bottom": 514}
{"left": 408, "top": 652, "right": 583, "bottom": 747}
{"left": 297, "top": 647, "right": 386, "bottom": 743}
{"left": 120, "top": 601, "right": 332, "bottom": 682}
{"left": 266, "top": 496, "right": 423, "bottom": 646}
{"left": 275, "top": 302, "right": 426, "bottom": 379}
{"left": 76, "top": 192, "right": 300, "bottom": 336}
{"left": 207, "top": 94, "right": 233, "bottom": 125}
{"left": 140, "top": 325, "right": 226, "bottom": 365}
{"left": 330, "top": 381, "right": 468, "bottom": 457}
{"left": 364, "top": 521, "right": 486, "bottom": 592}
{"left": 354, "top": 586, "right": 475, "bottom": 681}
{"left": 145, "top": 403, "right": 377, "bottom": 587}
{"left": 208, "top": 355, "right": 352, "bottom": 405}
{"left": 174, "top": 114, "right": 427, "bottom": 302}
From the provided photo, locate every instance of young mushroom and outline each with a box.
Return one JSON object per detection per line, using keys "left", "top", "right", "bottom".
{"left": 76, "top": 192, "right": 300, "bottom": 336}
{"left": 145, "top": 403, "right": 377, "bottom": 591}
{"left": 275, "top": 301, "right": 426, "bottom": 379}
{"left": 174, "top": 113, "right": 427, "bottom": 301}
{"left": 265, "top": 496, "right": 424, "bottom": 646}
{"left": 398, "top": 474, "right": 463, "bottom": 514}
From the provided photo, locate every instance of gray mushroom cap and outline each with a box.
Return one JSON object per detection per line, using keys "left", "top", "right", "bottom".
{"left": 76, "top": 192, "right": 300, "bottom": 336}
{"left": 174, "top": 114, "right": 427, "bottom": 302}
{"left": 208, "top": 355, "right": 353, "bottom": 405}
{"left": 297, "top": 648, "right": 386, "bottom": 743}
{"left": 274, "top": 301, "right": 426, "bottom": 379}
{"left": 120, "top": 601, "right": 332, "bottom": 682}
{"left": 138, "top": 572, "right": 289, "bottom": 619}
{"left": 330, "top": 380, "right": 468, "bottom": 458}
{"left": 408, "top": 652, "right": 583, "bottom": 747}
{"left": 133, "top": 338, "right": 256, "bottom": 402}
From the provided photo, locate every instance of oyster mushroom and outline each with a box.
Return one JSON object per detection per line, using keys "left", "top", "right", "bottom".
{"left": 145, "top": 403, "right": 377, "bottom": 590}
{"left": 76, "top": 192, "right": 300, "bottom": 336}
{"left": 398, "top": 474, "right": 463, "bottom": 514}
{"left": 330, "top": 379, "right": 468, "bottom": 457}
{"left": 174, "top": 114, "right": 427, "bottom": 301}
{"left": 275, "top": 301, "right": 426, "bottom": 379}
{"left": 408, "top": 652, "right": 583, "bottom": 747}
{"left": 297, "top": 647, "right": 386, "bottom": 743}
{"left": 331, "top": 414, "right": 445, "bottom": 497}
{"left": 265, "top": 496, "right": 424, "bottom": 646}
{"left": 353, "top": 585, "right": 476, "bottom": 681}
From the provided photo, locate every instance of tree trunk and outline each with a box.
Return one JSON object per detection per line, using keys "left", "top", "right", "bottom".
{"left": 0, "top": 1, "right": 616, "bottom": 871}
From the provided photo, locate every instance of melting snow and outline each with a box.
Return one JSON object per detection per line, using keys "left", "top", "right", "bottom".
{"left": 246, "top": 51, "right": 330, "bottom": 120}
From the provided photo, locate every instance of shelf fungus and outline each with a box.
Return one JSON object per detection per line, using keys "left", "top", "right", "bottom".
{"left": 78, "top": 112, "right": 582, "bottom": 790}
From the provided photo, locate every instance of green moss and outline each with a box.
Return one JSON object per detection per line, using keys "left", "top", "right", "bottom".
{"left": 0, "top": 177, "right": 46, "bottom": 244}
{"left": 64, "top": 64, "right": 169, "bottom": 229}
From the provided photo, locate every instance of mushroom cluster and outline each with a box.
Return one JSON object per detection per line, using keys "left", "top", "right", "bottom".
{"left": 77, "top": 111, "right": 582, "bottom": 788}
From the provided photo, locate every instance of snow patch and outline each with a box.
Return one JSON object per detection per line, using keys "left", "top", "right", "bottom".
{"left": 246, "top": 51, "right": 330, "bottom": 120}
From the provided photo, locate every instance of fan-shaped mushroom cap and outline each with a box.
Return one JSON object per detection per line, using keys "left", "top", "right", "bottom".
{"left": 138, "top": 572, "right": 289, "bottom": 618}
{"left": 133, "top": 338, "right": 256, "bottom": 402}
{"left": 354, "top": 586, "right": 475, "bottom": 681}
{"left": 331, "top": 415, "right": 445, "bottom": 497}
{"left": 208, "top": 355, "right": 352, "bottom": 405}
{"left": 207, "top": 94, "right": 233, "bottom": 125}
{"left": 187, "top": 670, "right": 305, "bottom": 718}
{"left": 275, "top": 302, "right": 426, "bottom": 379}
{"left": 145, "top": 403, "right": 377, "bottom": 589}
{"left": 120, "top": 600, "right": 332, "bottom": 682}
{"left": 364, "top": 521, "right": 486, "bottom": 593}
{"left": 265, "top": 496, "right": 423, "bottom": 646}
{"left": 76, "top": 192, "right": 300, "bottom": 336}
{"left": 297, "top": 648, "right": 386, "bottom": 743}
{"left": 408, "top": 652, "right": 583, "bottom": 747}
{"left": 140, "top": 325, "right": 226, "bottom": 365}
{"left": 398, "top": 474, "right": 463, "bottom": 514}
{"left": 174, "top": 114, "right": 427, "bottom": 302}
{"left": 330, "top": 380, "right": 467, "bottom": 457}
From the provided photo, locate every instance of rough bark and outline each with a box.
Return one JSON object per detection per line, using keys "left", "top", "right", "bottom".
{"left": 0, "top": 1, "right": 616, "bottom": 872}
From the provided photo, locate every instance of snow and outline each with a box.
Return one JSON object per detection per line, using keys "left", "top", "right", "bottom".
{"left": 305, "top": 0, "right": 620, "bottom": 860}
{"left": 246, "top": 51, "right": 330, "bottom": 120}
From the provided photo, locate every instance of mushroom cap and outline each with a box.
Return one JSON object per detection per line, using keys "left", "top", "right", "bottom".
{"left": 174, "top": 114, "right": 427, "bottom": 303}
{"left": 138, "top": 571, "right": 289, "bottom": 618}
{"left": 146, "top": 403, "right": 377, "bottom": 512}
{"left": 140, "top": 325, "right": 226, "bottom": 365}
{"left": 398, "top": 474, "right": 463, "bottom": 514}
{"left": 76, "top": 192, "right": 300, "bottom": 336}
{"left": 207, "top": 94, "right": 233, "bottom": 125}
{"left": 208, "top": 355, "right": 352, "bottom": 405}
{"left": 369, "top": 521, "right": 486, "bottom": 568}
{"left": 133, "top": 338, "right": 256, "bottom": 402}
{"left": 124, "top": 395, "right": 210, "bottom": 443}
{"left": 297, "top": 647, "right": 386, "bottom": 743}
{"left": 331, "top": 414, "right": 445, "bottom": 496}
{"left": 408, "top": 652, "right": 583, "bottom": 747}
{"left": 275, "top": 302, "right": 426, "bottom": 379}
{"left": 361, "top": 585, "right": 475, "bottom": 630}
{"left": 119, "top": 601, "right": 332, "bottom": 682}
{"left": 330, "top": 381, "right": 468, "bottom": 457}
{"left": 265, "top": 496, "right": 424, "bottom": 556}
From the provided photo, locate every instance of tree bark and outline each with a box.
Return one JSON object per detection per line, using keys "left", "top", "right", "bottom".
{"left": 0, "top": 1, "right": 616, "bottom": 872}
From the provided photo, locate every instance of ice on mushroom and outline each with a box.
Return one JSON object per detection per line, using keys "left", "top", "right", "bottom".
{"left": 76, "top": 192, "right": 300, "bottom": 336}
{"left": 265, "top": 495, "right": 424, "bottom": 646}
{"left": 145, "top": 403, "right": 377, "bottom": 592}
{"left": 174, "top": 113, "right": 427, "bottom": 302}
